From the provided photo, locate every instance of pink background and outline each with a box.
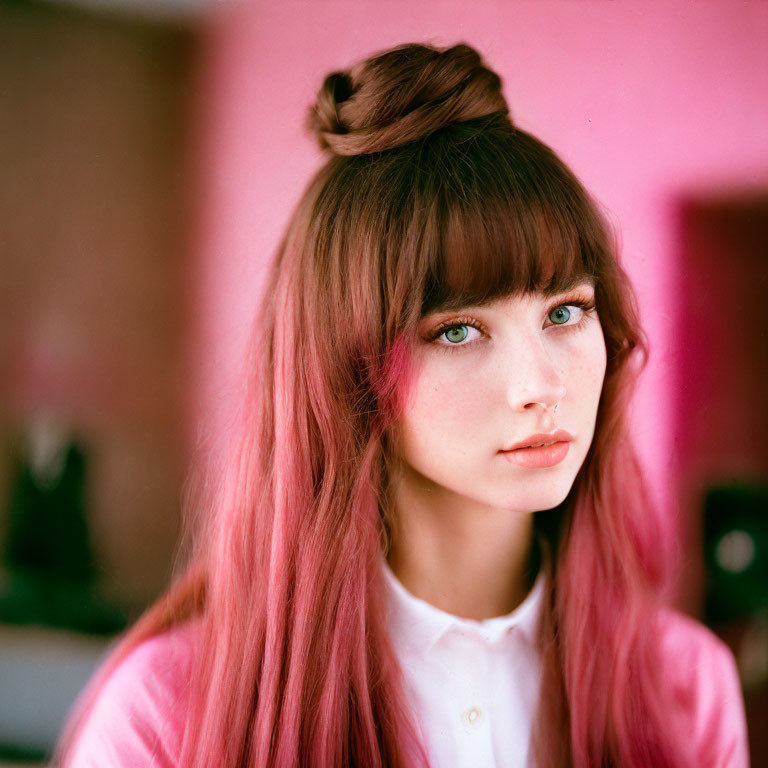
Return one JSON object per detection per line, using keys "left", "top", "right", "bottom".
{"left": 191, "top": 0, "right": 768, "bottom": 564}
{"left": 1, "top": 5, "right": 764, "bottom": 755}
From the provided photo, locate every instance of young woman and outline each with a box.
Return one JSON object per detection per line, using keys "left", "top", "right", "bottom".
{"left": 56, "top": 42, "right": 748, "bottom": 768}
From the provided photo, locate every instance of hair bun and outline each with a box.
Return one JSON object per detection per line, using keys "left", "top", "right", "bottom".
{"left": 306, "top": 42, "right": 510, "bottom": 156}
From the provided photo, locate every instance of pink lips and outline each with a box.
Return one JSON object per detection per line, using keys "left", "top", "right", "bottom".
{"left": 500, "top": 429, "right": 574, "bottom": 469}
{"left": 501, "top": 441, "right": 570, "bottom": 468}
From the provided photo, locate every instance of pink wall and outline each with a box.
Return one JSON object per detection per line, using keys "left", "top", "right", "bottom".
{"left": 191, "top": 0, "right": 768, "bottom": 576}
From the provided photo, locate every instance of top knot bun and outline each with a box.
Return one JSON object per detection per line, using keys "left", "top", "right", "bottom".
{"left": 307, "top": 42, "right": 511, "bottom": 156}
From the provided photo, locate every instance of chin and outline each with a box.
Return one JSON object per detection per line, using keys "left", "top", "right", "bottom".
{"left": 493, "top": 473, "right": 576, "bottom": 513}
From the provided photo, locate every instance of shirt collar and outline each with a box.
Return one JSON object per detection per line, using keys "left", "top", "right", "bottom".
{"left": 382, "top": 537, "right": 550, "bottom": 653}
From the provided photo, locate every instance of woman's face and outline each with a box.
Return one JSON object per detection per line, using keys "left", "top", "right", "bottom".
{"left": 390, "top": 279, "right": 607, "bottom": 514}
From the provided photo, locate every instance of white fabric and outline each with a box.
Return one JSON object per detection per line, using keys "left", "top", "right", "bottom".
{"left": 382, "top": 551, "right": 547, "bottom": 768}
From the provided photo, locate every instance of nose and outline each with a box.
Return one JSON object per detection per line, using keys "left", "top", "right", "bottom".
{"left": 504, "top": 336, "right": 567, "bottom": 413}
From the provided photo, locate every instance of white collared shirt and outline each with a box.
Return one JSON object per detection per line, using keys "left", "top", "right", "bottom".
{"left": 381, "top": 556, "right": 547, "bottom": 768}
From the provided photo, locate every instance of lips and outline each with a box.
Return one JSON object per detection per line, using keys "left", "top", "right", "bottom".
{"left": 500, "top": 441, "right": 571, "bottom": 468}
{"left": 502, "top": 429, "right": 574, "bottom": 452}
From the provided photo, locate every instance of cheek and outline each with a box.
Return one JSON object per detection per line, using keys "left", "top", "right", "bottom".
{"left": 568, "top": 328, "right": 607, "bottom": 404}
{"left": 398, "top": 360, "right": 490, "bottom": 453}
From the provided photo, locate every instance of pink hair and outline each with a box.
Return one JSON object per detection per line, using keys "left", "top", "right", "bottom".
{"left": 57, "top": 42, "right": 697, "bottom": 767}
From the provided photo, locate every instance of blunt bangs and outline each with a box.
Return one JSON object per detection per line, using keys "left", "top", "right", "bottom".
{"left": 415, "top": 121, "right": 606, "bottom": 316}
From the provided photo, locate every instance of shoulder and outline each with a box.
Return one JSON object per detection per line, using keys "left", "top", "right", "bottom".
{"left": 655, "top": 607, "right": 749, "bottom": 768}
{"left": 64, "top": 620, "right": 200, "bottom": 768}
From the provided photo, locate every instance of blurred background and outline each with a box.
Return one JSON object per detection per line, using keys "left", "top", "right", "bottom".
{"left": 0, "top": 0, "right": 766, "bottom": 765}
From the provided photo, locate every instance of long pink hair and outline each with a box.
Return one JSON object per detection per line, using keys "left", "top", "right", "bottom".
{"left": 57, "top": 42, "right": 695, "bottom": 767}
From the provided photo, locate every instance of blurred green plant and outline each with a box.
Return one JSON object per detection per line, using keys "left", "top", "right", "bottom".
{"left": 1, "top": 438, "right": 127, "bottom": 635}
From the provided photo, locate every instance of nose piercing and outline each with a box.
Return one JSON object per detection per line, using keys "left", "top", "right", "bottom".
{"left": 530, "top": 401, "right": 558, "bottom": 413}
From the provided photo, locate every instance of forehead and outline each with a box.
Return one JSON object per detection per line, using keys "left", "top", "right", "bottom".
{"left": 423, "top": 275, "right": 596, "bottom": 316}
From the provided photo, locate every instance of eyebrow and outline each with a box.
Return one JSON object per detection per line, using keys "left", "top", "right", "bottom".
{"left": 425, "top": 275, "right": 597, "bottom": 315}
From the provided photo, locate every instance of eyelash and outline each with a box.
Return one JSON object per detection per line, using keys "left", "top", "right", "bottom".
{"left": 425, "top": 296, "right": 598, "bottom": 354}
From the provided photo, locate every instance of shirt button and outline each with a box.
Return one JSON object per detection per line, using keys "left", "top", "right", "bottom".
{"left": 461, "top": 705, "right": 484, "bottom": 729}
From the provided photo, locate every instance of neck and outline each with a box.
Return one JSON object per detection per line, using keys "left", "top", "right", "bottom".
{"left": 384, "top": 462, "right": 537, "bottom": 621}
